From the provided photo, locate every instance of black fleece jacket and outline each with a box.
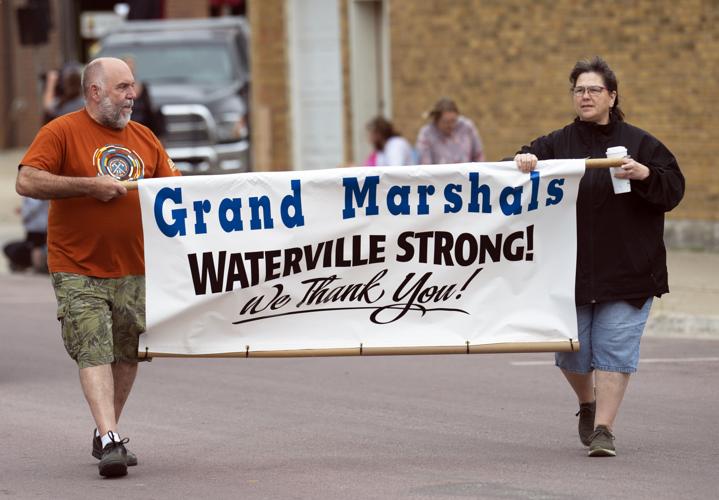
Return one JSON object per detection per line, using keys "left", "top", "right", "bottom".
{"left": 517, "top": 118, "right": 685, "bottom": 306}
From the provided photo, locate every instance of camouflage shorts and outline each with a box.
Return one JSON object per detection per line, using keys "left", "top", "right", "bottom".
{"left": 51, "top": 273, "right": 149, "bottom": 368}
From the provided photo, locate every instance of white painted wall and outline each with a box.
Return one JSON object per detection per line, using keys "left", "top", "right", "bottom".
{"left": 349, "top": 0, "right": 391, "bottom": 164}
{"left": 286, "top": 0, "right": 344, "bottom": 170}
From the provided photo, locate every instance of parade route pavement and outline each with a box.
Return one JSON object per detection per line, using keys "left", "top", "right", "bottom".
{"left": 1, "top": 273, "right": 718, "bottom": 499}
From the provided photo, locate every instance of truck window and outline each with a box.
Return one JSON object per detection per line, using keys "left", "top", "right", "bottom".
{"left": 103, "top": 43, "right": 236, "bottom": 85}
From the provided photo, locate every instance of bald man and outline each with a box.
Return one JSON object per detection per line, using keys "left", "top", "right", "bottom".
{"left": 16, "top": 58, "right": 180, "bottom": 477}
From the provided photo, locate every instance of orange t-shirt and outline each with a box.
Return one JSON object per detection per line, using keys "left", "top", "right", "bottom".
{"left": 21, "top": 109, "right": 181, "bottom": 277}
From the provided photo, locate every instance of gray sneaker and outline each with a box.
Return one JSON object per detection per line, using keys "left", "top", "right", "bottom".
{"left": 588, "top": 425, "right": 616, "bottom": 457}
{"left": 93, "top": 430, "right": 137, "bottom": 466}
{"left": 576, "top": 401, "right": 596, "bottom": 446}
{"left": 98, "top": 434, "right": 129, "bottom": 477}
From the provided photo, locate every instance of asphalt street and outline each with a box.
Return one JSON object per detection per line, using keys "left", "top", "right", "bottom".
{"left": 1, "top": 274, "right": 718, "bottom": 499}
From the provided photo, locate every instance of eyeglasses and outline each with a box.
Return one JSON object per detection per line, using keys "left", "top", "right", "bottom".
{"left": 572, "top": 85, "right": 606, "bottom": 97}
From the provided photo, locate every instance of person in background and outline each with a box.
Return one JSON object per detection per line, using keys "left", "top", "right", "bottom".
{"left": 16, "top": 57, "right": 180, "bottom": 478}
{"left": 416, "top": 97, "right": 485, "bottom": 165}
{"left": 121, "top": 56, "right": 165, "bottom": 138}
{"left": 209, "top": 0, "right": 245, "bottom": 16}
{"left": 42, "top": 64, "right": 84, "bottom": 122}
{"left": 513, "top": 56, "right": 684, "bottom": 457}
{"left": 365, "top": 116, "right": 415, "bottom": 166}
{"left": 2, "top": 197, "right": 49, "bottom": 273}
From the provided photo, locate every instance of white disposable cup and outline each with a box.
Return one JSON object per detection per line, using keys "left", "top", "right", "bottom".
{"left": 606, "top": 146, "right": 631, "bottom": 194}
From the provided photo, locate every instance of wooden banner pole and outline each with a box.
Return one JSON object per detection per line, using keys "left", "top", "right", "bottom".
{"left": 585, "top": 158, "right": 623, "bottom": 169}
{"left": 138, "top": 340, "right": 579, "bottom": 359}
{"left": 121, "top": 180, "right": 138, "bottom": 190}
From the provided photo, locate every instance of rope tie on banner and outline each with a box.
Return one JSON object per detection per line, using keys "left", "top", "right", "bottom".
{"left": 145, "top": 347, "right": 150, "bottom": 360}
{"left": 360, "top": 343, "right": 363, "bottom": 355}
{"left": 245, "top": 345, "right": 250, "bottom": 358}
{"left": 569, "top": 338, "right": 575, "bottom": 352}
{"left": 466, "top": 341, "right": 470, "bottom": 354}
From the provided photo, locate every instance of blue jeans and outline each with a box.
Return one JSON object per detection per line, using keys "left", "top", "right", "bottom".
{"left": 556, "top": 299, "right": 653, "bottom": 374}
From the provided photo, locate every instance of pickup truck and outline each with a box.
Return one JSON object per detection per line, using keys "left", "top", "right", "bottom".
{"left": 96, "top": 17, "right": 251, "bottom": 174}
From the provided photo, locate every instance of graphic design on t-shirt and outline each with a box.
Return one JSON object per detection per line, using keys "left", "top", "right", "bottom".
{"left": 93, "top": 145, "right": 145, "bottom": 181}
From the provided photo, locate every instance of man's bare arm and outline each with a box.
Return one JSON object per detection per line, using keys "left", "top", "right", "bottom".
{"left": 16, "top": 166, "right": 127, "bottom": 202}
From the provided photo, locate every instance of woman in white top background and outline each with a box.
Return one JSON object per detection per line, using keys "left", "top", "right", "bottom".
{"left": 365, "top": 116, "right": 415, "bottom": 167}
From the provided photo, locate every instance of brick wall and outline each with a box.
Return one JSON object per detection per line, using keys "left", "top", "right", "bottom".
{"left": 340, "top": 0, "right": 353, "bottom": 165}
{"left": 339, "top": 1, "right": 355, "bottom": 165}
{"left": 249, "top": 0, "right": 291, "bottom": 171}
{"left": 2, "top": 0, "right": 65, "bottom": 148}
{"left": 165, "top": 0, "right": 207, "bottom": 19}
{"left": 388, "top": 0, "right": 718, "bottom": 221}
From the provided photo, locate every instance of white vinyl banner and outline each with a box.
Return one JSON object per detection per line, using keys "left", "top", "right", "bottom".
{"left": 138, "top": 160, "right": 584, "bottom": 356}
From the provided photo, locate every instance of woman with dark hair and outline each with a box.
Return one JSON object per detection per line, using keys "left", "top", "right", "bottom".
{"left": 514, "top": 57, "right": 684, "bottom": 457}
{"left": 416, "top": 97, "right": 485, "bottom": 164}
{"left": 365, "top": 116, "right": 414, "bottom": 166}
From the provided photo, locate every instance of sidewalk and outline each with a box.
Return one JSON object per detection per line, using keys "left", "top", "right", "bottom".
{"left": 0, "top": 149, "right": 24, "bottom": 274}
{"left": 648, "top": 251, "right": 719, "bottom": 338}
{"left": 1, "top": 147, "right": 717, "bottom": 338}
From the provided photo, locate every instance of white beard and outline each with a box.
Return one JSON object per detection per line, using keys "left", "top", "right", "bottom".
{"left": 98, "top": 95, "right": 132, "bottom": 129}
